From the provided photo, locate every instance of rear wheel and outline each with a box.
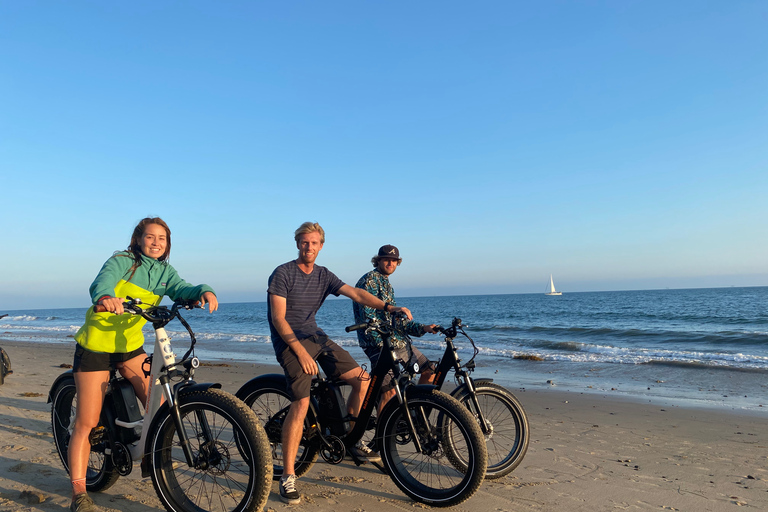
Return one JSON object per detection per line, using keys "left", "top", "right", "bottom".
{"left": 49, "top": 375, "right": 120, "bottom": 492}
{"left": 241, "top": 383, "right": 318, "bottom": 480}
{"left": 378, "top": 389, "right": 487, "bottom": 507}
{"left": 449, "top": 382, "right": 529, "bottom": 478}
{"left": 149, "top": 388, "right": 272, "bottom": 512}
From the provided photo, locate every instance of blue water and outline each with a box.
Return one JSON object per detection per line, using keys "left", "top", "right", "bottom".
{"left": 2, "top": 287, "right": 767, "bottom": 413}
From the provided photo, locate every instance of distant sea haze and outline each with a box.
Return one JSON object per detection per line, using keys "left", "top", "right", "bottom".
{"left": 2, "top": 287, "right": 767, "bottom": 412}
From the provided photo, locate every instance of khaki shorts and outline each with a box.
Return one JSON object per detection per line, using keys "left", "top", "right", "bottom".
{"left": 277, "top": 335, "right": 360, "bottom": 400}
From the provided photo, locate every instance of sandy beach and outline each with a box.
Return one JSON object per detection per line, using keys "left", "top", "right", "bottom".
{"left": 0, "top": 338, "right": 766, "bottom": 512}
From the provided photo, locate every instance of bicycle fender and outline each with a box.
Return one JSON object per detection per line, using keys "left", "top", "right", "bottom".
{"left": 405, "top": 384, "right": 438, "bottom": 396}
{"left": 175, "top": 382, "right": 222, "bottom": 396}
{"left": 147, "top": 382, "right": 225, "bottom": 440}
{"left": 449, "top": 378, "right": 494, "bottom": 399}
{"left": 235, "top": 374, "right": 286, "bottom": 401}
{"left": 47, "top": 370, "right": 74, "bottom": 403}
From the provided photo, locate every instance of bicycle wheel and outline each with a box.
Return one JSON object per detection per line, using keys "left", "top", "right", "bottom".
{"left": 449, "top": 382, "right": 529, "bottom": 478}
{"left": 148, "top": 388, "right": 272, "bottom": 512}
{"left": 49, "top": 376, "right": 120, "bottom": 492}
{"left": 0, "top": 347, "right": 10, "bottom": 384}
{"left": 378, "top": 389, "right": 487, "bottom": 507}
{"left": 241, "top": 384, "right": 318, "bottom": 480}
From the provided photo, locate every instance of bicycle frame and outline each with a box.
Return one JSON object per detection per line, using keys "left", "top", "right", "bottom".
{"left": 88, "top": 300, "right": 218, "bottom": 473}
{"left": 432, "top": 319, "right": 492, "bottom": 434}
{"left": 305, "top": 322, "right": 434, "bottom": 461}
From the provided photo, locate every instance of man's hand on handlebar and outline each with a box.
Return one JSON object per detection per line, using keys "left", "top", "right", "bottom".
{"left": 392, "top": 306, "right": 413, "bottom": 320}
{"left": 422, "top": 324, "right": 438, "bottom": 334}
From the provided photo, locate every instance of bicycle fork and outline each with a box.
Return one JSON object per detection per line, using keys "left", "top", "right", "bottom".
{"left": 392, "top": 380, "right": 425, "bottom": 453}
{"left": 457, "top": 375, "right": 492, "bottom": 434}
{"left": 137, "top": 326, "right": 205, "bottom": 471}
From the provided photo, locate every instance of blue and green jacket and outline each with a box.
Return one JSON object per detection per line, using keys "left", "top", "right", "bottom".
{"left": 352, "top": 269, "right": 425, "bottom": 349}
{"left": 74, "top": 251, "right": 215, "bottom": 353}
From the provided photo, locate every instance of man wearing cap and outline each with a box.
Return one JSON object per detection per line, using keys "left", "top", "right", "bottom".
{"left": 352, "top": 245, "right": 437, "bottom": 413}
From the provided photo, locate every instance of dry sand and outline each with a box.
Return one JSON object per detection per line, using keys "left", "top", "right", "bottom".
{"left": 0, "top": 339, "right": 766, "bottom": 512}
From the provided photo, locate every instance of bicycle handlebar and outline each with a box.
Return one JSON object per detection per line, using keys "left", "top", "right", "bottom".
{"left": 93, "top": 298, "right": 202, "bottom": 322}
{"left": 345, "top": 322, "right": 368, "bottom": 333}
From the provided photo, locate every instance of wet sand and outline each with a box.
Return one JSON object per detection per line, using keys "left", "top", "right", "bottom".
{"left": 0, "top": 339, "right": 766, "bottom": 512}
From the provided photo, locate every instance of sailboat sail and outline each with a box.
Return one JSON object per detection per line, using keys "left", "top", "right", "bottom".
{"left": 545, "top": 275, "right": 562, "bottom": 296}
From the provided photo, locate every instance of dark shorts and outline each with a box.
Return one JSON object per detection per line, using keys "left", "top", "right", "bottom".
{"left": 277, "top": 335, "right": 360, "bottom": 401}
{"left": 363, "top": 344, "right": 434, "bottom": 393}
{"left": 73, "top": 344, "right": 147, "bottom": 373}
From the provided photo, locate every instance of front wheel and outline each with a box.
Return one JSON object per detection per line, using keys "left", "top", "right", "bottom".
{"left": 148, "top": 388, "right": 272, "bottom": 512}
{"left": 49, "top": 375, "right": 120, "bottom": 492}
{"left": 378, "top": 389, "right": 487, "bottom": 507}
{"left": 240, "top": 383, "right": 319, "bottom": 480}
{"left": 449, "top": 382, "right": 529, "bottom": 478}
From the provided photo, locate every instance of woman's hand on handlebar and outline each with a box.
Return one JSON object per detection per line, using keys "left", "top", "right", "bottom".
{"left": 98, "top": 296, "right": 125, "bottom": 315}
{"left": 200, "top": 291, "right": 218, "bottom": 313}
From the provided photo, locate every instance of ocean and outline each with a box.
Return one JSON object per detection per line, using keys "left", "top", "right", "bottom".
{"left": 2, "top": 287, "right": 767, "bottom": 413}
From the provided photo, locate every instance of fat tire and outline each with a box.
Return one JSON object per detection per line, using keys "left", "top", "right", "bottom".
{"left": 240, "top": 382, "right": 318, "bottom": 480}
{"left": 449, "top": 382, "right": 529, "bottom": 478}
{"left": 378, "top": 389, "right": 487, "bottom": 507}
{"left": 49, "top": 376, "right": 120, "bottom": 492}
{"left": 0, "top": 347, "right": 10, "bottom": 384}
{"left": 148, "top": 388, "right": 272, "bottom": 512}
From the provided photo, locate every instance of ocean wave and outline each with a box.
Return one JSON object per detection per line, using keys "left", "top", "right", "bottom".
{"left": 476, "top": 343, "right": 768, "bottom": 371}
{"left": 188, "top": 331, "right": 272, "bottom": 344}
{"left": 478, "top": 324, "right": 768, "bottom": 347}
{"left": 0, "top": 324, "right": 80, "bottom": 333}
{"left": 4, "top": 315, "right": 39, "bottom": 321}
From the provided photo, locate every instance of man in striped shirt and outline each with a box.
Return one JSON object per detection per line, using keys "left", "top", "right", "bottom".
{"left": 267, "top": 222, "right": 412, "bottom": 504}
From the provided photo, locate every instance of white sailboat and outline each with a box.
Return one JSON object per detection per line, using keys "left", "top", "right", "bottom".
{"left": 545, "top": 274, "right": 562, "bottom": 296}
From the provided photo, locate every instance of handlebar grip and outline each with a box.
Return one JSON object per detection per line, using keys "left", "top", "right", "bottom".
{"left": 93, "top": 304, "right": 107, "bottom": 313}
{"left": 345, "top": 323, "right": 368, "bottom": 333}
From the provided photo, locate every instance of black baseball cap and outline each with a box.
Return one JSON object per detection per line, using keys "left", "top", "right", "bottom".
{"left": 377, "top": 245, "right": 400, "bottom": 259}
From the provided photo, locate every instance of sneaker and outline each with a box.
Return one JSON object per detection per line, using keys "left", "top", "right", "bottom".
{"left": 350, "top": 442, "right": 381, "bottom": 462}
{"left": 279, "top": 474, "right": 301, "bottom": 505}
{"left": 70, "top": 494, "right": 99, "bottom": 512}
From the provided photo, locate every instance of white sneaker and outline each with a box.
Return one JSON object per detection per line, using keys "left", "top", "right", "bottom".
{"left": 279, "top": 474, "right": 300, "bottom": 505}
{"left": 349, "top": 442, "right": 381, "bottom": 462}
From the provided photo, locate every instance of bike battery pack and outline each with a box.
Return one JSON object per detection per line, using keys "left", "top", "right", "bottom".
{"left": 316, "top": 381, "right": 348, "bottom": 436}
{"left": 113, "top": 378, "right": 143, "bottom": 423}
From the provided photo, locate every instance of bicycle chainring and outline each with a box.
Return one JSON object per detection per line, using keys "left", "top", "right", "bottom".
{"left": 112, "top": 442, "right": 133, "bottom": 476}
{"left": 319, "top": 436, "right": 345, "bottom": 464}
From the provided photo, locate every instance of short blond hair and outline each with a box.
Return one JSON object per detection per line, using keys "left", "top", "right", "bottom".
{"left": 294, "top": 222, "right": 325, "bottom": 243}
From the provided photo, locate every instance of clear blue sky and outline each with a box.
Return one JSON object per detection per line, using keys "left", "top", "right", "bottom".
{"left": 2, "top": 1, "right": 766, "bottom": 310}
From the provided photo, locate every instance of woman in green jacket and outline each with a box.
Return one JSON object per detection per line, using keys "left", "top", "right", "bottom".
{"left": 68, "top": 217, "right": 218, "bottom": 512}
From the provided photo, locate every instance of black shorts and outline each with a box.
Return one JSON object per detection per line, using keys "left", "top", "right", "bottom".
{"left": 363, "top": 344, "right": 433, "bottom": 393}
{"left": 73, "top": 344, "right": 147, "bottom": 373}
{"left": 277, "top": 335, "right": 360, "bottom": 401}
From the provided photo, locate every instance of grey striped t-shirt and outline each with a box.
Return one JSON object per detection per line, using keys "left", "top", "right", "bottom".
{"left": 267, "top": 260, "right": 344, "bottom": 355}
